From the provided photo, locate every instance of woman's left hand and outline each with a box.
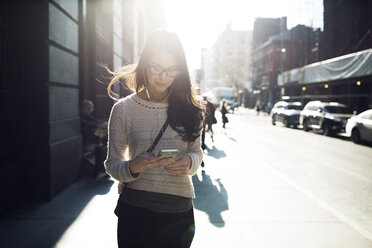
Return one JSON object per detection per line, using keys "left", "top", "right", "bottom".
{"left": 163, "top": 154, "right": 191, "bottom": 175}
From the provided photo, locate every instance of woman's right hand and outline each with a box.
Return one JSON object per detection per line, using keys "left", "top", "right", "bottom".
{"left": 129, "top": 152, "right": 175, "bottom": 175}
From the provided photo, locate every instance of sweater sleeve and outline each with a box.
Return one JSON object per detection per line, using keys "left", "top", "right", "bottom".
{"left": 186, "top": 134, "right": 203, "bottom": 176}
{"left": 104, "top": 101, "right": 140, "bottom": 182}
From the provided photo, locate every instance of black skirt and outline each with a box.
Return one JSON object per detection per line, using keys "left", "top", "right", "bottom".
{"left": 116, "top": 201, "right": 195, "bottom": 248}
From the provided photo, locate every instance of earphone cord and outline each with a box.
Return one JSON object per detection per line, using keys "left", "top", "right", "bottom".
{"left": 144, "top": 81, "right": 173, "bottom": 103}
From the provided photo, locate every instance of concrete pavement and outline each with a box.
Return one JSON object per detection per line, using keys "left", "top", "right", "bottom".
{"left": 193, "top": 108, "right": 372, "bottom": 247}
{"left": 0, "top": 108, "right": 371, "bottom": 247}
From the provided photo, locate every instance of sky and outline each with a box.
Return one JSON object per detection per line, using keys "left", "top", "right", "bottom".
{"left": 164, "top": 0, "right": 323, "bottom": 71}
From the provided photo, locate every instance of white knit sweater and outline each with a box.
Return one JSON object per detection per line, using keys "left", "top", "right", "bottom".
{"left": 104, "top": 93, "right": 203, "bottom": 198}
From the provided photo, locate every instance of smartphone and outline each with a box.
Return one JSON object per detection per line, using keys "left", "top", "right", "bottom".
{"left": 159, "top": 149, "right": 180, "bottom": 158}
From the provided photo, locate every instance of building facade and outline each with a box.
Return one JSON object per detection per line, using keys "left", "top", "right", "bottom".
{"left": 201, "top": 24, "right": 252, "bottom": 92}
{"left": 251, "top": 30, "right": 291, "bottom": 107}
{"left": 252, "top": 17, "right": 287, "bottom": 50}
{"left": 279, "top": 0, "right": 372, "bottom": 113}
{"left": 322, "top": 0, "right": 372, "bottom": 60}
{"left": 0, "top": 0, "right": 164, "bottom": 215}
{"left": 251, "top": 16, "right": 320, "bottom": 107}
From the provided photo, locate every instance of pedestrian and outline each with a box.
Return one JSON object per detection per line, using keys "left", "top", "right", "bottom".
{"left": 104, "top": 30, "right": 204, "bottom": 248}
{"left": 81, "top": 100, "right": 107, "bottom": 152}
{"left": 200, "top": 96, "right": 215, "bottom": 168}
{"left": 266, "top": 102, "right": 272, "bottom": 114}
{"left": 220, "top": 99, "right": 229, "bottom": 129}
{"left": 205, "top": 97, "right": 216, "bottom": 141}
{"left": 255, "top": 102, "right": 261, "bottom": 115}
{"left": 261, "top": 102, "right": 267, "bottom": 115}
{"left": 201, "top": 96, "right": 216, "bottom": 149}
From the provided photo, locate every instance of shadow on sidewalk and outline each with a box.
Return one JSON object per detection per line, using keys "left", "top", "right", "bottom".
{"left": 192, "top": 171, "right": 228, "bottom": 227}
{"left": 206, "top": 146, "right": 226, "bottom": 159}
{"left": 0, "top": 175, "right": 114, "bottom": 248}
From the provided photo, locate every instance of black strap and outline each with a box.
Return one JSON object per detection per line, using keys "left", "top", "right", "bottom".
{"left": 147, "top": 119, "right": 169, "bottom": 153}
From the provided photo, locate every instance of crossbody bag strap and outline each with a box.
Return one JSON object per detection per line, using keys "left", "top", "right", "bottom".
{"left": 117, "top": 119, "right": 169, "bottom": 197}
{"left": 146, "top": 118, "right": 169, "bottom": 153}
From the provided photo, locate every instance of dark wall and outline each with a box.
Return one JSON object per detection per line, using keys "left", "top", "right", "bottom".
{"left": 80, "top": 0, "right": 114, "bottom": 121}
{"left": 0, "top": 0, "right": 82, "bottom": 214}
{"left": 0, "top": 1, "right": 28, "bottom": 212}
{"left": 289, "top": 25, "right": 321, "bottom": 69}
{"left": 0, "top": 1, "right": 51, "bottom": 212}
{"left": 323, "top": 0, "right": 372, "bottom": 60}
{"left": 48, "top": 0, "right": 81, "bottom": 196}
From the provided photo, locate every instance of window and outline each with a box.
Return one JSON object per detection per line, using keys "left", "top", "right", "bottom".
{"left": 287, "top": 105, "right": 302, "bottom": 110}
{"left": 307, "top": 106, "right": 318, "bottom": 111}
{"left": 362, "top": 113, "right": 372, "bottom": 120}
{"left": 324, "top": 106, "right": 353, "bottom": 114}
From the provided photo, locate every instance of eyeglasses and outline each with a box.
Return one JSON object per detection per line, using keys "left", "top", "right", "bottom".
{"left": 149, "top": 64, "right": 180, "bottom": 78}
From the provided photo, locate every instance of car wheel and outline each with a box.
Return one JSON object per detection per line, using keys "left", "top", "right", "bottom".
{"left": 303, "top": 119, "right": 309, "bottom": 131}
{"left": 351, "top": 128, "right": 361, "bottom": 144}
{"left": 272, "top": 115, "right": 276, "bottom": 125}
{"left": 322, "top": 123, "right": 332, "bottom": 136}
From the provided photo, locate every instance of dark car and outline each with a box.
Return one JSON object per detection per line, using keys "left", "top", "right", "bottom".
{"left": 345, "top": 109, "right": 372, "bottom": 144}
{"left": 299, "top": 101, "right": 354, "bottom": 136}
{"left": 271, "top": 101, "right": 303, "bottom": 128}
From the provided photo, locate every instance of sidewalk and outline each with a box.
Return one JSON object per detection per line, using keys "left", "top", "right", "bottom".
{"left": 1, "top": 169, "right": 370, "bottom": 248}
{"left": 0, "top": 110, "right": 371, "bottom": 247}
{"left": 0, "top": 174, "right": 118, "bottom": 248}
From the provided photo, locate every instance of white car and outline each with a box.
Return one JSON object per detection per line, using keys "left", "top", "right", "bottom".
{"left": 345, "top": 109, "right": 372, "bottom": 144}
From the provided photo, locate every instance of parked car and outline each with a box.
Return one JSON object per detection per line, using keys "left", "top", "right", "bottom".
{"left": 271, "top": 101, "right": 303, "bottom": 128}
{"left": 299, "top": 101, "right": 354, "bottom": 136}
{"left": 345, "top": 109, "right": 372, "bottom": 144}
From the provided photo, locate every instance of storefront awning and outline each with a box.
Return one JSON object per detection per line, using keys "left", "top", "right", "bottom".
{"left": 280, "top": 48, "right": 372, "bottom": 85}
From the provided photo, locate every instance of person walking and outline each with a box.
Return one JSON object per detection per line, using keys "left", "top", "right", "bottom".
{"left": 255, "top": 102, "right": 261, "bottom": 116}
{"left": 200, "top": 96, "right": 215, "bottom": 168}
{"left": 201, "top": 96, "right": 216, "bottom": 149}
{"left": 220, "top": 99, "right": 229, "bottom": 129}
{"left": 205, "top": 97, "right": 216, "bottom": 142}
{"left": 104, "top": 30, "right": 204, "bottom": 248}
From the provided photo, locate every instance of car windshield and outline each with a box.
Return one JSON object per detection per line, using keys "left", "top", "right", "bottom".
{"left": 286, "top": 105, "right": 302, "bottom": 110}
{"left": 324, "top": 106, "right": 353, "bottom": 114}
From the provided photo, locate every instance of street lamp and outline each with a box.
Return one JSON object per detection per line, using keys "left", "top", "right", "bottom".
{"left": 280, "top": 47, "right": 286, "bottom": 90}
{"left": 280, "top": 48, "right": 286, "bottom": 75}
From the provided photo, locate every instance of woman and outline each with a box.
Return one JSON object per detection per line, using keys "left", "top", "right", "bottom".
{"left": 220, "top": 99, "right": 229, "bottom": 129}
{"left": 104, "top": 30, "right": 204, "bottom": 248}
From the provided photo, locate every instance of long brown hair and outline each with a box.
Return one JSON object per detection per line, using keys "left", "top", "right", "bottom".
{"left": 107, "top": 30, "right": 204, "bottom": 142}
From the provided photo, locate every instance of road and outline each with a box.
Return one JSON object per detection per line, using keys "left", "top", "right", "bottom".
{"left": 192, "top": 108, "right": 372, "bottom": 247}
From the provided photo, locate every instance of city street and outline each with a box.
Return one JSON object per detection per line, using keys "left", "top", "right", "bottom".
{"left": 1, "top": 108, "right": 372, "bottom": 248}
{"left": 1, "top": 1, "right": 372, "bottom": 247}
{"left": 193, "top": 108, "right": 372, "bottom": 247}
